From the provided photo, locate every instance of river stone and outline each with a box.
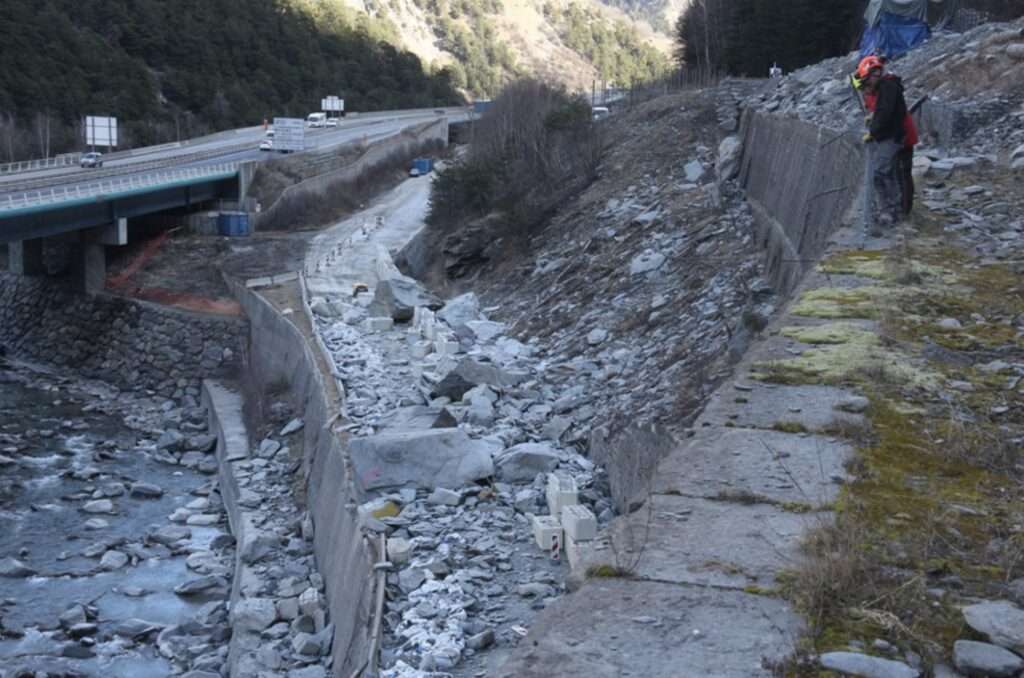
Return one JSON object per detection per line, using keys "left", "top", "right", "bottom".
{"left": 349, "top": 428, "right": 496, "bottom": 496}
{"left": 292, "top": 632, "right": 321, "bottom": 656}
{"left": 288, "top": 666, "right": 327, "bottom": 678}
{"left": 963, "top": 600, "right": 1024, "bottom": 653}
{"left": 156, "top": 429, "right": 184, "bottom": 451}
{"left": 129, "top": 482, "right": 164, "bottom": 499}
{"left": 175, "top": 575, "right": 229, "bottom": 597}
{"left": 953, "top": 639, "right": 1024, "bottom": 677}
{"left": 718, "top": 136, "right": 742, "bottom": 180}
{"left": 495, "top": 442, "right": 561, "bottom": 482}
{"left": 82, "top": 499, "right": 115, "bottom": 514}
{"left": 152, "top": 525, "right": 192, "bottom": 545}
{"left": 819, "top": 651, "right": 920, "bottom": 677}
{"left": 0, "top": 557, "right": 36, "bottom": 578}
{"left": 100, "top": 550, "right": 129, "bottom": 570}
{"left": 113, "top": 618, "right": 163, "bottom": 638}
{"left": 231, "top": 598, "right": 278, "bottom": 632}
{"left": 59, "top": 604, "right": 87, "bottom": 628}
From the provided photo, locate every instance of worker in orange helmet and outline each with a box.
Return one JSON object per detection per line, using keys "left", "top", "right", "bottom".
{"left": 852, "top": 55, "right": 911, "bottom": 235}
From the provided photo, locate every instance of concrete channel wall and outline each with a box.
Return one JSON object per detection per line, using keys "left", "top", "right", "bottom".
{"left": 0, "top": 272, "right": 246, "bottom": 397}
{"left": 738, "top": 110, "right": 864, "bottom": 294}
{"left": 227, "top": 276, "right": 375, "bottom": 677}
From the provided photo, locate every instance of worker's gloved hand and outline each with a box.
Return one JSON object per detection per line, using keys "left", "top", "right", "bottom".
{"left": 862, "top": 132, "right": 874, "bottom": 143}
{"left": 850, "top": 74, "right": 863, "bottom": 90}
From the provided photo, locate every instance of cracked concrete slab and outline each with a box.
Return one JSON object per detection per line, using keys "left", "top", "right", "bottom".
{"left": 699, "top": 381, "right": 865, "bottom": 432}
{"left": 652, "top": 427, "right": 851, "bottom": 506}
{"left": 491, "top": 578, "right": 802, "bottom": 678}
{"left": 585, "top": 494, "right": 824, "bottom": 589}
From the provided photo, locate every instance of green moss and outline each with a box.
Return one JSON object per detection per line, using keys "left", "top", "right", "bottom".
{"left": 792, "top": 287, "right": 882, "bottom": 319}
{"left": 773, "top": 421, "right": 809, "bottom": 434}
{"left": 819, "top": 249, "right": 888, "bottom": 279}
{"left": 586, "top": 564, "right": 631, "bottom": 578}
{"left": 782, "top": 323, "right": 878, "bottom": 345}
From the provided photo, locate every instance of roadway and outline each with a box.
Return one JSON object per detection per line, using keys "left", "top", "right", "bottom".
{"left": 0, "top": 107, "right": 468, "bottom": 202}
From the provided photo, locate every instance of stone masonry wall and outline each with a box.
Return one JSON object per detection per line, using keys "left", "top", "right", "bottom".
{"left": 0, "top": 272, "right": 247, "bottom": 399}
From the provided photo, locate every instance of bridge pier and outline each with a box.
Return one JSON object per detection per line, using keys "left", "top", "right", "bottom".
{"left": 72, "top": 242, "right": 106, "bottom": 294}
{"left": 8, "top": 239, "right": 45, "bottom": 276}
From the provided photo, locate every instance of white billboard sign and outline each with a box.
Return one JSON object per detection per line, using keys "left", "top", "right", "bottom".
{"left": 321, "top": 96, "right": 345, "bottom": 112}
{"left": 85, "top": 116, "right": 118, "bottom": 147}
{"left": 273, "top": 117, "right": 305, "bottom": 152}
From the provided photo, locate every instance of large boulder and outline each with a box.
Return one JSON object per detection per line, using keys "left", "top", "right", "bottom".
{"left": 963, "top": 600, "right": 1024, "bottom": 654}
{"left": 349, "top": 429, "right": 497, "bottom": 496}
{"left": 376, "top": 406, "right": 457, "bottom": 431}
{"left": 431, "top": 358, "right": 524, "bottom": 401}
{"left": 718, "top": 136, "right": 742, "bottom": 181}
{"left": 437, "top": 293, "right": 481, "bottom": 331}
{"left": 953, "top": 640, "right": 1024, "bottom": 677}
{"left": 368, "top": 278, "right": 441, "bottom": 322}
{"left": 494, "top": 442, "right": 561, "bottom": 483}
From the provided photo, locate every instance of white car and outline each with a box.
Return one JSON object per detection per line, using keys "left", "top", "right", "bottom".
{"left": 80, "top": 152, "right": 104, "bottom": 168}
{"left": 325, "top": 118, "right": 339, "bottom": 128}
{"left": 259, "top": 139, "right": 273, "bottom": 151}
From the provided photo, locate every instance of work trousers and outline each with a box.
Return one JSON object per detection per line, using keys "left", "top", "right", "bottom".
{"left": 871, "top": 139, "right": 903, "bottom": 219}
{"left": 896, "top": 146, "right": 915, "bottom": 216}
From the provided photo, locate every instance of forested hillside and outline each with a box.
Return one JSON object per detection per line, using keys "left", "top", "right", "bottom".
{"left": 0, "top": 0, "right": 461, "bottom": 160}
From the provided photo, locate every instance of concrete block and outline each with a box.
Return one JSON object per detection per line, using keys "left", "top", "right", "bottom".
{"left": 531, "top": 515, "right": 563, "bottom": 553}
{"left": 364, "top": 316, "right": 394, "bottom": 333}
{"left": 561, "top": 504, "right": 598, "bottom": 542}
{"left": 411, "top": 341, "right": 433, "bottom": 359}
{"left": 565, "top": 533, "right": 595, "bottom": 572}
{"left": 271, "top": 271, "right": 298, "bottom": 284}
{"left": 299, "top": 587, "right": 322, "bottom": 617}
{"left": 546, "top": 473, "right": 579, "bottom": 518}
{"left": 387, "top": 537, "right": 414, "bottom": 565}
{"left": 434, "top": 337, "right": 460, "bottom": 356}
{"left": 246, "top": 276, "right": 272, "bottom": 289}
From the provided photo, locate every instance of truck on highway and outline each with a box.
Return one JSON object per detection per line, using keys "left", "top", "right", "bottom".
{"left": 307, "top": 112, "right": 328, "bottom": 128}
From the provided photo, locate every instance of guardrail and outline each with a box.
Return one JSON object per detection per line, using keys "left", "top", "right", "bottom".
{"left": 0, "top": 162, "right": 239, "bottom": 213}
{"left": 0, "top": 153, "right": 82, "bottom": 175}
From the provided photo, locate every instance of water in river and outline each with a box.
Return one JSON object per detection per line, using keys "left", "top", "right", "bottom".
{"left": 0, "top": 360, "right": 233, "bottom": 676}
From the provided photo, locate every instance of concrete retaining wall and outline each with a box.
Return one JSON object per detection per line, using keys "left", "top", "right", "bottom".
{"left": 738, "top": 111, "right": 864, "bottom": 294}
{"left": 227, "top": 277, "right": 374, "bottom": 677}
{"left": 253, "top": 119, "right": 449, "bottom": 232}
{"left": 0, "top": 272, "right": 245, "bottom": 398}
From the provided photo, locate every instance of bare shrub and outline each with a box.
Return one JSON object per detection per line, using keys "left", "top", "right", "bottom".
{"left": 428, "top": 78, "right": 603, "bottom": 241}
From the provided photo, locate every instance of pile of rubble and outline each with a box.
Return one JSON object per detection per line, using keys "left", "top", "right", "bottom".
{"left": 471, "top": 91, "right": 772, "bottom": 437}
{"left": 312, "top": 281, "right": 615, "bottom": 676}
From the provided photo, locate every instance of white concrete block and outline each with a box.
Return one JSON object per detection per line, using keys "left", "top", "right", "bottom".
{"left": 546, "top": 473, "right": 578, "bottom": 518}
{"left": 411, "top": 341, "right": 433, "bottom": 359}
{"left": 434, "top": 337, "right": 460, "bottom": 356}
{"left": 561, "top": 504, "right": 597, "bottom": 542}
{"left": 364, "top": 317, "right": 394, "bottom": 332}
{"left": 530, "top": 515, "right": 563, "bottom": 553}
{"left": 298, "top": 587, "right": 322, "bottom": 617}
{"left": 387, "top": 537, "right": 414, "bottom": 565}
{"left": 564, "top": 533, "right": 595, "bottom": 572}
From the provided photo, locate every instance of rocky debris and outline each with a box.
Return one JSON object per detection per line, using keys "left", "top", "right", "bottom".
{"left": 369, "top": 278, "right": 443, "bottom": 322}
{"left": 231, "top": 597, "right": 278, "bottom": 632}
{"left": 819, "top": 651, "right": 920, "bottom": 678}
{"left": 130, "top": 481, "right": 164, "bottom": 498}
{"left": 962, "top": 600, "right": 1024, "bottom": 654}
{"left": 953, "top": 640, "right": 1024, "bottom": 677}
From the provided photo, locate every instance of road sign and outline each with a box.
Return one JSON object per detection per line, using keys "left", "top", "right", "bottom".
{"left": 321, "top": 96, "right": 345, "bottom": 112}
{"left": 85, "top": 116, "right": 118, "bottom": 147}
{"left": 273, "top": 117, "right": 305, "bottom": 152}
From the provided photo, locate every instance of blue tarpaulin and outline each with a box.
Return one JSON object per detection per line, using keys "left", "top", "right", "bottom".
{"left": 859, "top": 11, "right": 932, "bottom": 59}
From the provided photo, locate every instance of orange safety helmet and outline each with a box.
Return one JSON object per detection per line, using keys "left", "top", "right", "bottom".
{"left": 856, "top": 55, "right": 885, "bottom": 80}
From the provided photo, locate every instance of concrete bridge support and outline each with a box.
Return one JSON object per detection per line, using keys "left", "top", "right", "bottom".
{"left": 8, "top": 239, "right": 44, "bottom": 276}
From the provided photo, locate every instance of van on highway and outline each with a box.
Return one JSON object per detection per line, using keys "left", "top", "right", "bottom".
{"left": 591, "top": 106, "right": 610, "bottom": 121}
{"left": 307, "top": 112, "right": 327, "bottom": 128}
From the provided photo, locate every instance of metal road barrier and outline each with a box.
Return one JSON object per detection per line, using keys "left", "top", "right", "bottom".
{"left": 0, "top": 153, "right": 82, "bottom": 175}
{"left": 0, "top": 162, "right": 239, "bottom": 213}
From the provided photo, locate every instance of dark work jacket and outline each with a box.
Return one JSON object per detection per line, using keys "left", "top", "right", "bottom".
{"left": 869, "top": 77, "right": 907, "bottom": 144}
